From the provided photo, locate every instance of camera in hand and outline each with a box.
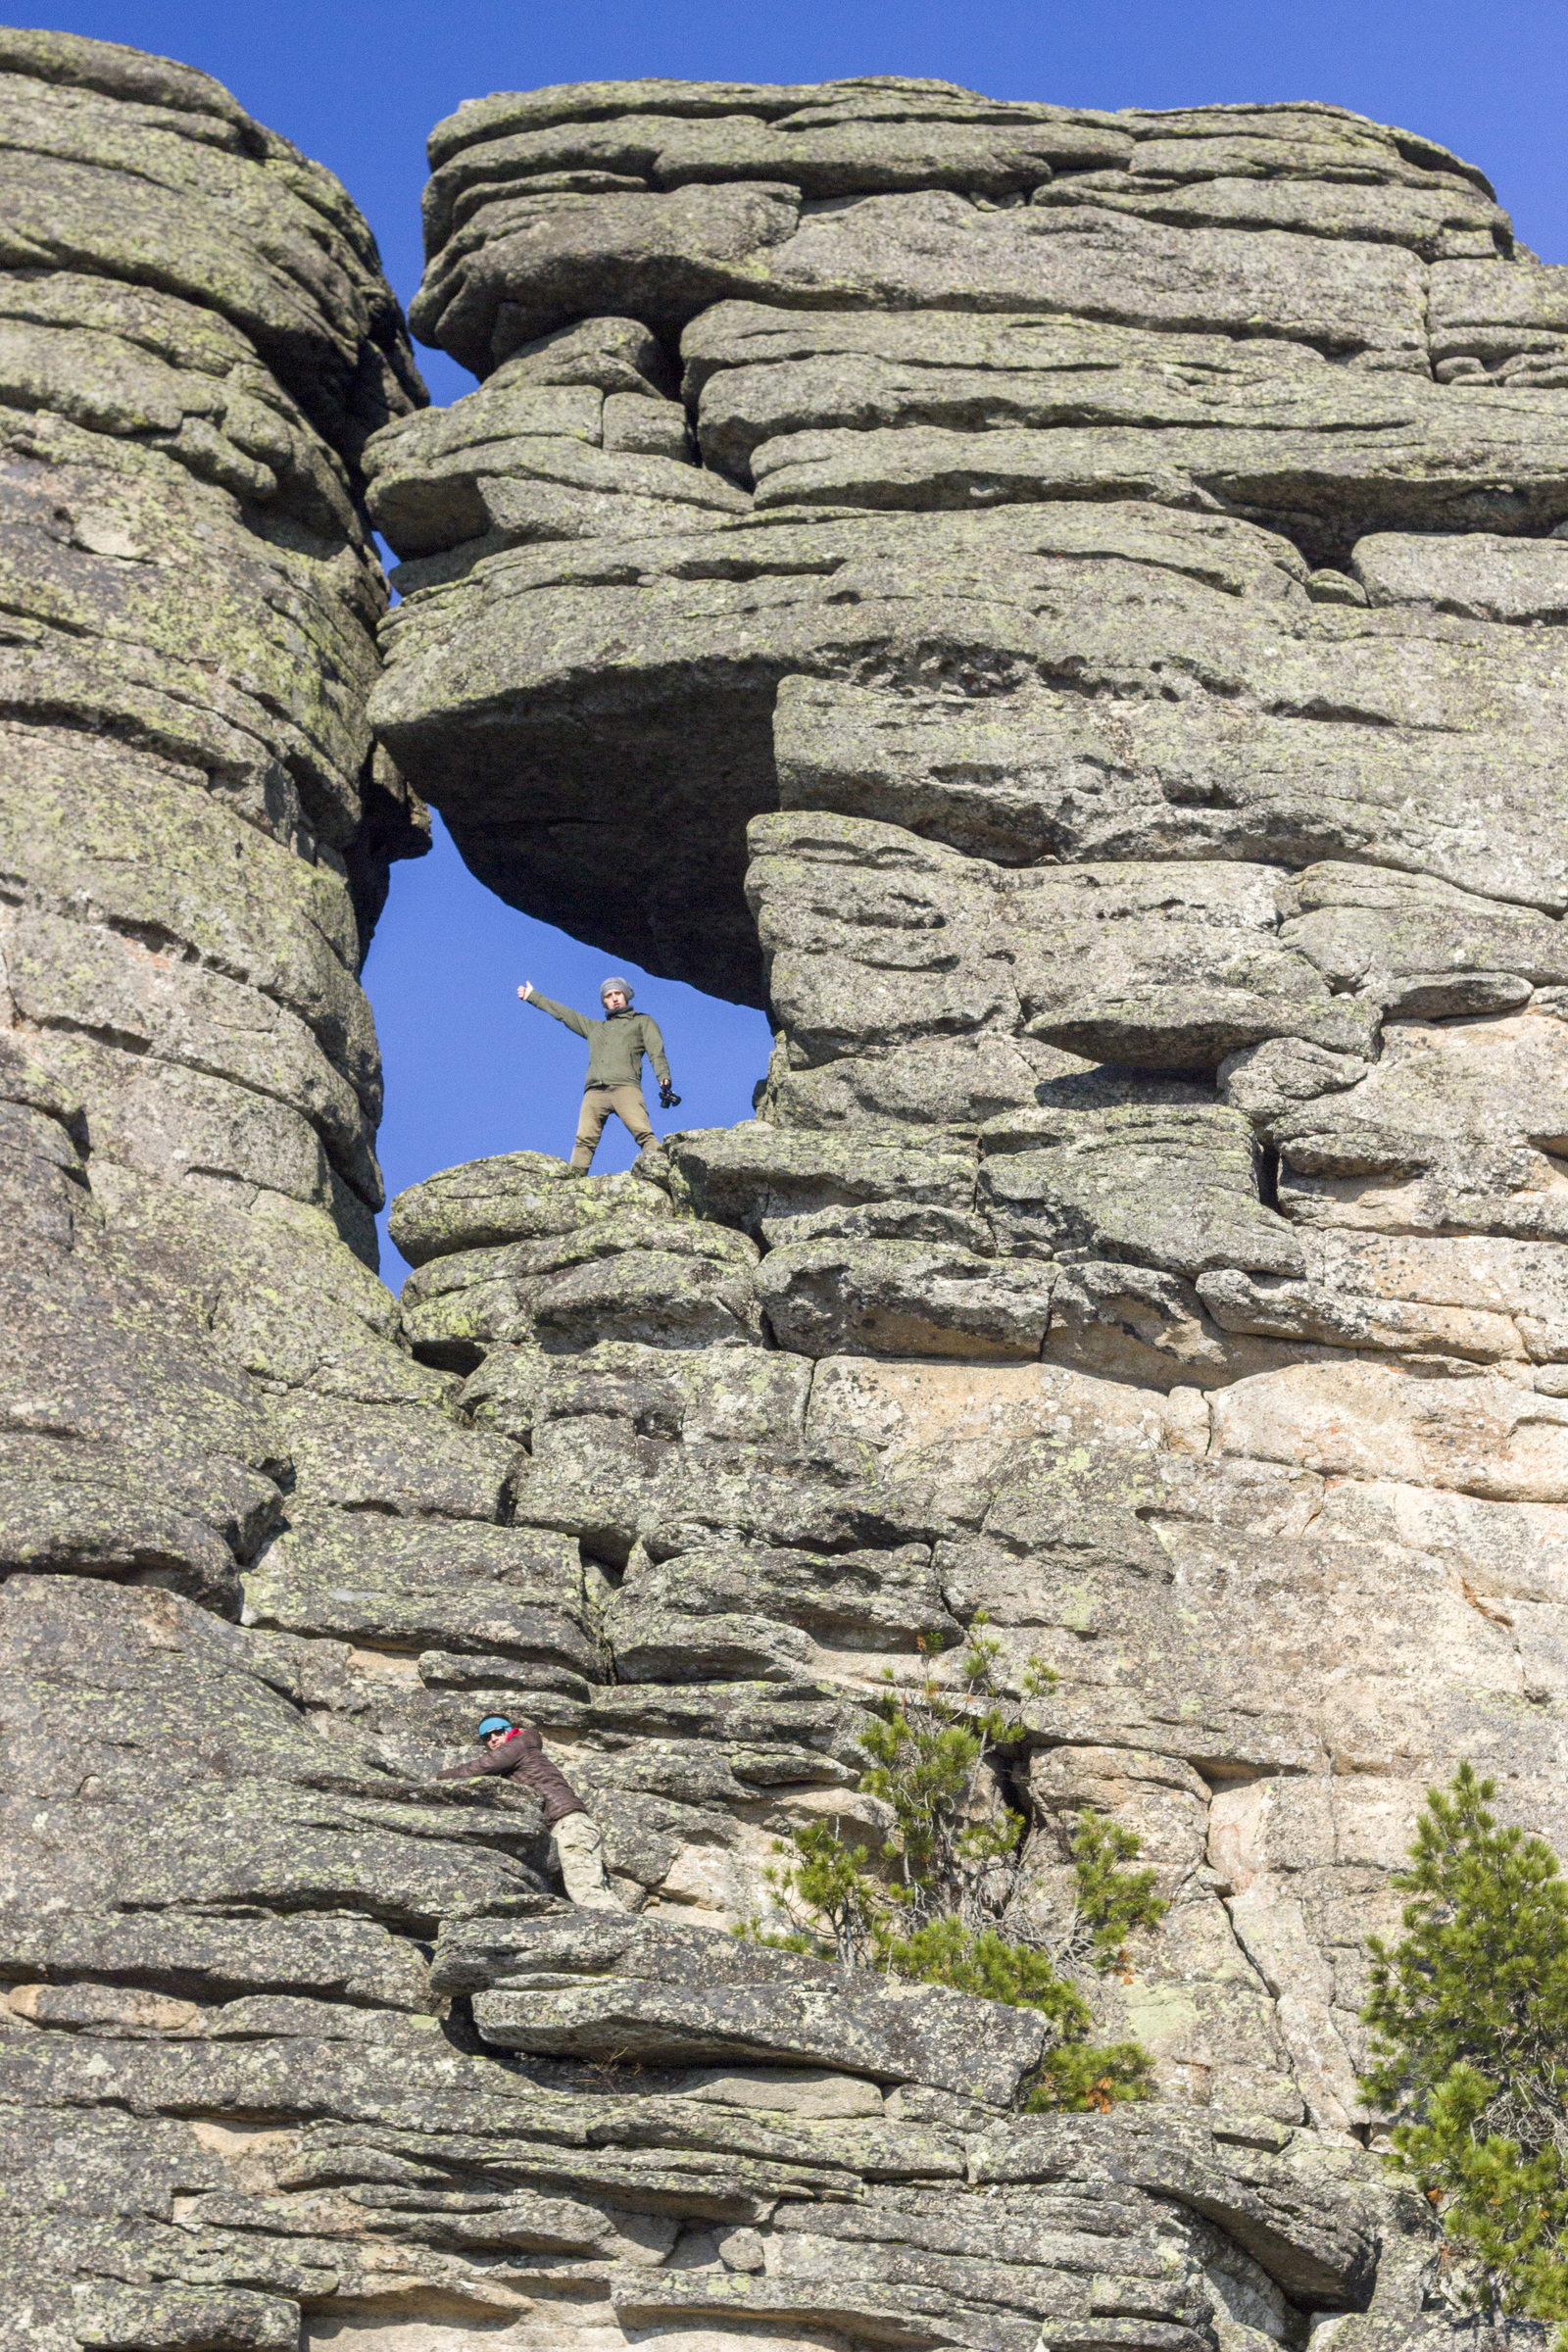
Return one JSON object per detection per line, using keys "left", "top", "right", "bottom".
{"left": 659, "top": 1084, "right": 681, "bottom": 1109}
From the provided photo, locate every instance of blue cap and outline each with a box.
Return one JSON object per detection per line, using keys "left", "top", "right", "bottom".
{"left": 477, "top": 1715, "right": 513, "bottom": 1740}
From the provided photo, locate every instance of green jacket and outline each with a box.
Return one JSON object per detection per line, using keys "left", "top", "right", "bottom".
{"left": 527, "top": 994, "right": 671, "bottom": 1091}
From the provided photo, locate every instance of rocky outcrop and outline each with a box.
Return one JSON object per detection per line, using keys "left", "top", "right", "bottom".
{"left": 370, "top": 79, "right": 1568, "bottom": 1000}
{"left": 365, "top": 82, "right": 1568, "bottom": 2113}
{"left": 4, "top": 49, "right": 1565, "bottom": 2352}
{"left": 0, "top": 30, "right": 458, "bottom": 1691}
{"left": 369, "top": 67, "right": 1568, "bottom": 2337}
{"left": 0, "top": 39, "right": 620, "bottom": 2344}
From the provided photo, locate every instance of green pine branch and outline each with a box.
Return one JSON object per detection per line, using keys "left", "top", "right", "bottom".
{"left": 737, "top": 1615, "right": 1162, "bottom": 2112}
{"left": 1362, "top": 1762, "right": 1568, "bottom": 2331}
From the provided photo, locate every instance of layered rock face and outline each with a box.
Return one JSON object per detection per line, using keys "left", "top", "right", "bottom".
{"left": 373, "top": 74, "right": 1568, "bottom": 2018}
{"left": 371, "top": 75, "right": 1568, "bottom": 998}
{"left": 377, "top": 71, "right": 1568, "bottom": 2344}
{"left": 0, "top": 34, "right": 613, "bottom": 2348}
{"left": 6, "top": 52, "right": 1568, "bottom": 2352}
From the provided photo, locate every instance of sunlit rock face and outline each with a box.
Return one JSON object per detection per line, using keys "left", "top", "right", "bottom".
{"left": 371, "top": 74, "right": 1568, "bottom": 1001}
{"left": 5, "top": 49, "right": 1568, "bottom": 2352}
{"left": 368, "top": 65, "right": 1565, "bottom": 2352}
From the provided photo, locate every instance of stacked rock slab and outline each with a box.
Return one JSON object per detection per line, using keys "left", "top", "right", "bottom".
{"left": 368, "top": 68, "right": 1568, "bottom": 2352}
{"left": 370, "top": 75, "right": 1568, "bottom": 999}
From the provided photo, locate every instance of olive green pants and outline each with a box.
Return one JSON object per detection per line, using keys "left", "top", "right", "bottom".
{"left": 570, "top": 1083, "right": 653, "bottom": 1170}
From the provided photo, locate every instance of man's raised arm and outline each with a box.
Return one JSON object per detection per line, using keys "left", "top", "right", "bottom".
{"left": 517, "top": 982, "right": 590, "bottom": 1039}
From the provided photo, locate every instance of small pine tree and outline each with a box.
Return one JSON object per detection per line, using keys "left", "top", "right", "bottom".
{"left": 756, "top": 1821, "right": 884, "bottom": 1970}
{"left": 742, "top": 1618, "right": 1163, "bottom": 2112}
{"left": 1070, "top": 1812, "right": 1167, "bottom": 1973}
{"left": 1362, "top": 1763, "right": 1568, "bottom": 2328}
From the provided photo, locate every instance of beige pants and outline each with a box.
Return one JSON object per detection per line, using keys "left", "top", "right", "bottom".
{"left": 553, "top": 1810, "right": 622, "bottom": 1909}
{"left": 570, "top": 1084, "right": 653, "bottom": 1171}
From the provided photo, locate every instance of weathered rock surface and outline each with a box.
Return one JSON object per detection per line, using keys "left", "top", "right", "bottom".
{"left": 364, "top": 74, "right": 1568, "bottom": 2351}
{"left": 6, "top": 49, "right": 1565, "bottom": 2352}
{"left": 461, "top": 1913, "right": 1049, "bottom": 2100}
{"left": 370, "top": 81, "right": 1568, "bottom": 1001}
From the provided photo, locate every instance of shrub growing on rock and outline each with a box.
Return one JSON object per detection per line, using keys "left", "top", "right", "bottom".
{"left": 1363, "top": 1763, "right": 1568, "bottom": 2329}
{"left": 744, "top": 1617, "right": 1162, "bottom": 2111}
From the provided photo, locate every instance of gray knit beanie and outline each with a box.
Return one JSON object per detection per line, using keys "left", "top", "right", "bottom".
{"left": 600, "top": 976, "right": 633, "bottom": 1004}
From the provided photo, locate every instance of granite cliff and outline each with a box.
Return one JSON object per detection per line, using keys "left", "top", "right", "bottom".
{"left": 4, "top": 38, "right": 1568, "bottom": 2352}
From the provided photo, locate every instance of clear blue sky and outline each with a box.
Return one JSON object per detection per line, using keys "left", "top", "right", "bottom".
{"left": 32, "top": 0, "right": 1568, "bottom": 1282}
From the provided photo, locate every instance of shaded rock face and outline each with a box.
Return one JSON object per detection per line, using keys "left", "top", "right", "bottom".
{"left": 0, "top": 26, "right": 432, "bottom": 1254}
{"left": 3, "top": 52, "right": 1562, "bottom": 2352}
{"left": 0, "top": 40, "right": 590, "bottom": 2345}
{"left": 0, "top": 29, "right": 440, "bottom": 1596}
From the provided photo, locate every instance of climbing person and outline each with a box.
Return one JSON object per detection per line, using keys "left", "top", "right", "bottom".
{"left": 516, "top": 975, "right": 680, "bottom": 1176}
{"left": 436, "top": 1715, "right": 623, "bottom": 1911}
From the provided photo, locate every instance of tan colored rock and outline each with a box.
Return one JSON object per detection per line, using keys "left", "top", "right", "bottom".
{"left": 1211, "top": 1360, "right": 1568, "bottom": 1498}
{"left": 676, "top": 2065, "right": 885, "bottom": 2116}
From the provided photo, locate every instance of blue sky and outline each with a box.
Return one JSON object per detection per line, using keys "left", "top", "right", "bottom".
{"left": 33, "top": 0, "right": 1568, "bottom": 1280}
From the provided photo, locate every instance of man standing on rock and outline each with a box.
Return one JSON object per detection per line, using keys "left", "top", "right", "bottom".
{"left": 438, "top": 1715, "right": 623, "bottom": 1911}
{"left": 517, "top": 976, "right": 678, "bottom": 1176}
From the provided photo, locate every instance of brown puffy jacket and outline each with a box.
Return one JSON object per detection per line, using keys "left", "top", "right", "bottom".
{"left": 436, "top": 1724, "right": 586, "bottom": 1825}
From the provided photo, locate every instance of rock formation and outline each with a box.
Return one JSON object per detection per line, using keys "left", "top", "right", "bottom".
{"left": 5, "top": 44, "right": 1568, "bottom": 2352}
